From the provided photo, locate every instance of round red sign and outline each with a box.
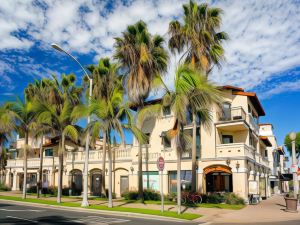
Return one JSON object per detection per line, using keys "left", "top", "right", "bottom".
{"left": 157, "top": 156, "right": 165, "bottom": 171}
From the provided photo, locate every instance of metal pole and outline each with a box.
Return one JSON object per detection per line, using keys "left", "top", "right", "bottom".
{"left": 292, "top": 140, "right": 299, "bottom": 199}
{"left": 81, "top": 78, "right": 92, "bottom": 207}
{"left": 161, "top": 170, "right": 164, "bottom": 213}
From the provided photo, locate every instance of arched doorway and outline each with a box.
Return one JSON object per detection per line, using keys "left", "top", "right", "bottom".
{"left": 204, "top": 165, "right": 233, "bottom": 193}
{"left": 90, "top": 169, "right": 102, "bottom": 196}
{"left": 69, "top": 169, "right": 82, "bottom": 196}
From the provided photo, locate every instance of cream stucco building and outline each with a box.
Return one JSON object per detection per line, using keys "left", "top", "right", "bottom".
{"left": 5, "top": 85, "right": 285, "bottom": 202}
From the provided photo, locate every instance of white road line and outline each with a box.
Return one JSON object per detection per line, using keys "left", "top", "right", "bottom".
{"left": 6, "top": 215, "right": 38, "bottom": 223}
{"left": 0, "top": 208, "right": 44, "bottom": 212}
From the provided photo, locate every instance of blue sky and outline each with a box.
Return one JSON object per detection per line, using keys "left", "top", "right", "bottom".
{"left": 0, "top": 0, "right": 300, "bottom": 154}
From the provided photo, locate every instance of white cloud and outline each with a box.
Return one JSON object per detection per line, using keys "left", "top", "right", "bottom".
{"left": 0, "top": 0, "right": 299, "bottom": 98}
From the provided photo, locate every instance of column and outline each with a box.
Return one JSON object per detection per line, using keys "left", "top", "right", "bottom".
{"left": 5, "top": 170, "right": 10, "bottom": 187}
{"left": 197, "top": 168, "right": 204, "bottom": 193}
{"left": 232, "top": 168, "right": 248, "bottom": 200}
{"left": 12, "top": 172, "right": 17, "bottom": 191}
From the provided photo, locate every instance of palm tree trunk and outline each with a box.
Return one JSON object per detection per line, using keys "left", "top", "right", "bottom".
{"left": 191, "top": 112, "right": 197, "bottom": 193}
{"left": 176, "top": 147, "right": 181, "bottom": 215}
{"left": 101, "top": 132, "right": 107, "bottom": 197}
{"left": 37, "top": 135, "right": 44, "bottom": 198}
{"left": 22, "top": 132, "right": 29, "bottom": 199}
{"left": 57, "top": 135, "right": 65, "bottom": 203}
{"left": 108, "top": 140, "right": 113, "bottom": 208}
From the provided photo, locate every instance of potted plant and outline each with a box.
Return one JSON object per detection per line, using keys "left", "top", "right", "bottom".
{"left": 284, "top": 193, "right": 298, "bottom": 213}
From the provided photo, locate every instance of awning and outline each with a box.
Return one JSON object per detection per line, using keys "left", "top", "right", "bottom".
{"left": 279, "top": 174, "right": 292, "bottom": 181}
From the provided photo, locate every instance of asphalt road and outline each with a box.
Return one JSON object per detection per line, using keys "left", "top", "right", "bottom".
{"left": 0, "top": 200, "right": 195, "bottom": 225}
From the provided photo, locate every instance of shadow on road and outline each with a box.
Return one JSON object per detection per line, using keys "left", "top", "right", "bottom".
{"left": 0, "top": 215, "right": 83, "bottom": 225}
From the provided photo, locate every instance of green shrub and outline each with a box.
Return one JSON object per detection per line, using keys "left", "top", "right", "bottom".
{"left": 123, "top": 189, "right": 160, "bottom": 201}
{"left": 207, "top": 193, "right": 224, "bottom": 204}
{"left": 224, "top": 193, "right": 245, "bottom": 205}
{"left": 143, "top": 189, "right": 160, "bottom": 201}
{"left": 0, "top": 183, "right": 11, "bottom": 191}
{"left": 47, "top": 186, "right": 58, "bottom": 196}
{"left": 27, "top": 186, "right": 37, "bottom": 193}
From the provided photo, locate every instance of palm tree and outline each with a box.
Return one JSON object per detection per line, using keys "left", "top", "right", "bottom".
{"left": 159, "top": 64, "right": 220, "bottom": 214}
{"left": 25, "top": 79, "right": 52, "bottom": 198}
{"left": 75, "top": 58, "right": 146, "bottom": 207}
{"left": 114, "top": 20, "right": 169, "bottom": 201}
{"left": 85, "top": 58, "right": 121, "bottom": 197}
{"left": 168, "top": 0, "right": 228, "bottom": 75}
{"left": 33, "top": 74, "right": 82, "bottom": 203}
{"left": 11, "top": 98, "right": 35, "bottom": 199}
{"left": 169, "top": 1, "right": 227, "bottom": 192}
{"left": 0, "top": 103, "right": 15, "bottom": 184}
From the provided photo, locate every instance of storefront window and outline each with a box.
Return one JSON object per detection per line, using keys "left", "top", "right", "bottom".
{"left": 143, "top": 171, "right": 159, "bottom": 191}
{"left": 169, "top": 170, "right": 192, "bottom": 193}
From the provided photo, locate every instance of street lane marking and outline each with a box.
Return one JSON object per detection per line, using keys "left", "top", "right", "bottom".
{"left": 0, "top": 208, "right": 45, "bottom": 212}
{"left": 74, "top": 216, "right": 130, "bottom": 224}
{"left": 6, "top": 215, "right": 38, "bottom": 223}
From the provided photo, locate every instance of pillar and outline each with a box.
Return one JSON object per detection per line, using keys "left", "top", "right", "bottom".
{"left": 232, "top": 168, "right": 248, "bottom": 200}
{"left": 5, "top": 170, "right": 10, "bottom": 187}
{"left": 12, "top": 172, "right": 17, "bottom": 191}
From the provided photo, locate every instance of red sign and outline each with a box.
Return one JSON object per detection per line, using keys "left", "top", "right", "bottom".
{"left": 157, "top": 156, "right": 165, "bottom": 171}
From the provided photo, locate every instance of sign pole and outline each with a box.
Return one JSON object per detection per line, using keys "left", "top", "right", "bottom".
{"left": 161, "top": 170, "right": 164, "bottom": 213}
{"left": 157, "top": 156, "right": 165, "bottom": 213}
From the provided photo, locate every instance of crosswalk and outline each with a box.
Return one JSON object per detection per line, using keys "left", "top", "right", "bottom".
{"left": 72, "top": 215, "right": 130, "bottom": 224}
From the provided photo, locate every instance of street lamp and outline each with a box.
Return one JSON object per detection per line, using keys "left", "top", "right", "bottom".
{"left": 51, "top": 43, "right": 92, "bottom": 207}
{"left": 289, "top": 132, "right": 298, "bottom": 199}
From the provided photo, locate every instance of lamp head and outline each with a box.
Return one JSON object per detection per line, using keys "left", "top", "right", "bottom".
{"left": 289, "top": 132, "right": 297, "bottom": 141}
{"left": 51, "top": 43, "right": 63, "bottom": 52}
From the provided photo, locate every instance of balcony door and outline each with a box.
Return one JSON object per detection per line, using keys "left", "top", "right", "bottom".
{"left": 222, "top": 103, "right": 231, "bottom": 120}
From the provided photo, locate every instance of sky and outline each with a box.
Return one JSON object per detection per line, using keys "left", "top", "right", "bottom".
{"left": 0, "top": 0, "right": 300, "bottom": 156}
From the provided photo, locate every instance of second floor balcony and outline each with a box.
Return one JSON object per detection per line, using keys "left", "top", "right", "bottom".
{"left": 216, "top": 143, "right": 255, "bottom": 159}
{"left": 217, "top": 106, "right": 259, "bottom": 133}
{"left": 7, "top": 157, "right": 59, "bottom": 169}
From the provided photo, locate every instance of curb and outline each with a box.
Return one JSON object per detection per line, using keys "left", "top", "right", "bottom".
{"left": 0, "top": 198, "right": 192, "bottom": 223}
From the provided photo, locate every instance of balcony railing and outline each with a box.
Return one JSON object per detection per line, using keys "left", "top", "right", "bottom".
{"left": 66, "top": 148, "right": 132, "bottom": 163}
{"left": 247, "top": 113, "right": 259, "bottom": 132}
{"left": 6, "top": 157, "right": 59, "bottom": 168}
{"left": 218, "top": 107, "right": 246, "bottom": 122}
{"left": 216, "top": 143, "right": 255, "bottom": 159}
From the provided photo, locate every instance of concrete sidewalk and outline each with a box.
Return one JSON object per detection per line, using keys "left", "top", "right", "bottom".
{"left": 196, "top": 194, "right": 300, "bottom": 224}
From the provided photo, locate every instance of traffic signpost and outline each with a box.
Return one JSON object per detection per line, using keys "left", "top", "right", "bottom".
{"left": 157, "top": 156, "right": 165, "bottom": 213}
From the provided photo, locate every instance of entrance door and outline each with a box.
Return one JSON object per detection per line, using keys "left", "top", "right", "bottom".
{"left": 120, "top": 176, "right": 129, "bottom": 195}
{"left": 19, "top": 173, "right": 24, "bottom": 190}
{"left": 91, "top": 173, "right": 102, "bottom": 196}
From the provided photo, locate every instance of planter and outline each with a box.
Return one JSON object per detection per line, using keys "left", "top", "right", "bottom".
{"left": 284, "top": 197, "right": 298, "bottom": 213}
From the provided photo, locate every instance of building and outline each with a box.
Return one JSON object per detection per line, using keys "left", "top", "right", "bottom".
{"left": 259, "top": 124, "right": 287, "bottom": 195}
{"left": 5, "top": 85, "right": 279, "bottom": 202}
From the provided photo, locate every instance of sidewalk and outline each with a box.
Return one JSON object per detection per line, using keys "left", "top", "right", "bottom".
{"left": 196, "top": 194, "right": 300, "bottom": 224}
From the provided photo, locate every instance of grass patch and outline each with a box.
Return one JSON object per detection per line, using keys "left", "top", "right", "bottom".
{"left": 0, "top": 195, "right": 201, "bottom": 220}
{"left": 119, "top": 199, "right": 244, "bottom": 210}
{"left": 196, "top": 203, "right": 245, "bottom": 210}
{"left": 87, "top": 204, "right": 200, "bottom": 220}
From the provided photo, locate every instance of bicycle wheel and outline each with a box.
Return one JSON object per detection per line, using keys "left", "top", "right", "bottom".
{"left": 193, "top": 195, "right": 202, "bottom": 204}
{"left": 181, "top": 196, "right": 186, "bottom": 205}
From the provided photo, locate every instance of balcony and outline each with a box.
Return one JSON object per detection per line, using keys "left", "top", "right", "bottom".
{"left": 6, "top": 157, "right": 59, "bottom": 168}
{"left": 216, "top": 143, "right": 255, "bottom": 159}
{"left": 66, "top": 148, "right": 132, "bottom": 163}
{"left": 216, "top": 107, "right": 248, "bottom": 132}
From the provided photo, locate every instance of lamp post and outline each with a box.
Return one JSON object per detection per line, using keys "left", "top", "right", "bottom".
{"left": 289, "top": 132, "right": 298, "bottom": 199}
{"left": 51, "top": 43, "right": 92, "bottom": 207}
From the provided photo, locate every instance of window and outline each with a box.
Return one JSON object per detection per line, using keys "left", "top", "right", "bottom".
{"left": 163, "top": 106, "right": 171, "bottom": 116}
{"left": 264, "top": 150, "right": 268, "bottom": 158}
{"left": 11, "top": 151, "right": 17, "bottom": 159}
{"left": 163, "top": 136, "right": 171, "bottom": 148}
{"left": 143, "top": 171, "right": 159, "bottom": 191}
{"left": 169, "top": 170, "right": 192, "bottom": 193}
{"left": 45, "top": 148, "right": 53, "bottom": 157}
{"left": 222, "top": 135, "right": 233, "bottom": 144}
